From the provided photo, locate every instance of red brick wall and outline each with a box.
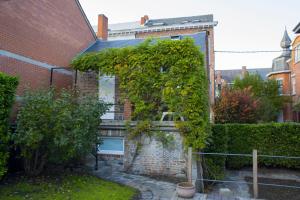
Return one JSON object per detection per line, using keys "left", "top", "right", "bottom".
{"left": 269, "top": 73, "right": 293, "bottom": 121}
{"left": 0, "top": 0, "right": 95, "bottom": 67}
{"left": 0, "top": 56, "right": 72, "bottom": 96}
{"left": 291, "top": 36, "right": 300, "bottom": 101}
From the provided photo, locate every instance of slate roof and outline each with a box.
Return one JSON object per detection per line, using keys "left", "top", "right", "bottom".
{"left": 93, "top": 14, "right": 216, "bottom": 33}
{"left": 85, "top": 32, "right": 207, "bottom": 53}
{"left": 217, "top": 68, "right": 272, "bottom": 83}
{"left": 145, "top": 15, "right": 214, "bottom": 27}
{"left": 293, "top": 22, "right": 300, "bottom": 34}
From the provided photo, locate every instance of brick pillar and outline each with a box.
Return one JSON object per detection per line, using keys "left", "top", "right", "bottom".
{"left": 124, "top": 99, "right": 132, "bottom": 120}
{"left": 76, "top": 71, "right": 98, "bottom": 97}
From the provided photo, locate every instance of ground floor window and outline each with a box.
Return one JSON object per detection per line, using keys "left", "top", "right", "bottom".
{"left": 98, "top": 137, "right": 124, "bottom": 155}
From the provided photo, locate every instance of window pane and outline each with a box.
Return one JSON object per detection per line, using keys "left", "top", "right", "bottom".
{"left": 98, "top": 137, "right": 124, "bottom": 152}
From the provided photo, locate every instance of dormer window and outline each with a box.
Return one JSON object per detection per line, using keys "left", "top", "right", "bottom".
{"left": 181, "top": 20, "right": 190, "bottom": 24}
{"left": 192, "top": 19, "right": 201, "bottom": 23}
{"left": 152, "top": 22, "right": 165, "bottom": 26}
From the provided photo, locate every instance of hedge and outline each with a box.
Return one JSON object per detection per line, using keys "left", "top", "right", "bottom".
{"left": 204, "top": 123, "right": 300, "bottom": 179}
{"left": 0, "top": 72, "right": 18, "bottom": 178}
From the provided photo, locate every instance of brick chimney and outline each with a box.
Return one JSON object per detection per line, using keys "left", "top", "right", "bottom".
{"left": 97, "top": 14, "right": 108, "bottom": 40}
{"left": 140, "top": 15, "right": 149, "bottom": 25}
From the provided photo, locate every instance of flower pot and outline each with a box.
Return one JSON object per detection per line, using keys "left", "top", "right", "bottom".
{"left": 176, "top": 182, "right": 195, "bottom": 198}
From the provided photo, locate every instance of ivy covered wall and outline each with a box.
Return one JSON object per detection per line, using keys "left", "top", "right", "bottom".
{"left": 72, "top": 38, "right": 210, "bottom": 150}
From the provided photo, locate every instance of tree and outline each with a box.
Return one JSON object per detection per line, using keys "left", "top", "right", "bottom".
{"left": 214, "top": 87, "right": 260, "bottom": 123}
{"left": 14, "top": 89, "right": 109, "bottom": 176}
{"left": 0, "top": 72, "right": 18, "bottom": 179}
{"left": 233, "top": 73, "right": 289, "bottom": 122}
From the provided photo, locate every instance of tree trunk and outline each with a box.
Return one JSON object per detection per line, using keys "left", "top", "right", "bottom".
{"left": 24, "top": 150, "right": 47, "bottom": 176}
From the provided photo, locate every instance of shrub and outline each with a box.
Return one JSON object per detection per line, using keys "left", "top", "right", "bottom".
{"left": 203, "top": 124, "right": 228, "bottom": 180}
{"left": 0, "top": 72, "right": 18, "bottom": 178}
{"left": 14, "top": 89, "right": 109, "bottom": 176}
{"left": 233, "top": 73, "right": 289, "bottom": 122}
{"left": 214, "top": 88, "right": 260, "bottom": 124}
{"left": 205, "top": 123, "right": 300, "bottom": 179}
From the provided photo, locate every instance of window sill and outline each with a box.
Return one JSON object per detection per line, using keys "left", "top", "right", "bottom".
{"left": 98, "top": 150, "right": 124, "bottom": 155}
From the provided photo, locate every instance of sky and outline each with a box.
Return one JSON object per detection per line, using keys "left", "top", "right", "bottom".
{"left": 79, "top": 0, "right": 300, "bottom": 70}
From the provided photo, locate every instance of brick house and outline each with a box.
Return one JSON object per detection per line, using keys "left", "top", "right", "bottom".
{"left": 290, "top": 23, "right": 300, "bottom": 121}
{"left": 88, "top": 14, "right": 218, "bottom": 120}
{"left": 266, "top": 25, "right": 300, "bottom": 122}
{"left": 80, "top": 14, "right": 217, "bottom": 175}
{"left": 0, "top": 0, "right": 97, "bottom": 96}
{"left": 93, "top": 14, "right": 217, "bottom": 107}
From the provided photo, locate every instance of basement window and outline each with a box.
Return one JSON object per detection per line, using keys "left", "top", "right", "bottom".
{"left": 98, "top": 137, "right": 124, "bottom": 155}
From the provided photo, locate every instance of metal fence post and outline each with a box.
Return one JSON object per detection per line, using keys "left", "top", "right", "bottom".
{"left": 188, "top": 147, "right": 192, "bottom": 183}
{"left": 253, "top": 149, "right": 258, "bottom": 199}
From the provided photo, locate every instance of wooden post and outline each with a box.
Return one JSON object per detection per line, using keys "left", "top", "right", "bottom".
{"left": 253, "top": 149, "right": 258, "bottom": 199}
{"left": 188, "top": 147, "right": 192, "bottom": 183}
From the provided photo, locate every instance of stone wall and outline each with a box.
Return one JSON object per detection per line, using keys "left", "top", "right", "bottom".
{"left": 99, "top": 121, "right": 187, "bottom": 178}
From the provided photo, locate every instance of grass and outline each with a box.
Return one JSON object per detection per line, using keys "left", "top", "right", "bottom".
{"left": 0, "top": 173, "right": 138, "bottom": 200}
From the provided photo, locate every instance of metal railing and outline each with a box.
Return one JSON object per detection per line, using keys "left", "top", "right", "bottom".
{"left": 101, "top": 104, "right": 125, "bottom": 120}
{"left": 187, "top": 148, "right": 300, "bottom": 199}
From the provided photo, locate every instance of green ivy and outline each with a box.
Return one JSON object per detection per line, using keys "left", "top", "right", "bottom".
{"left": 0, "top": 72, "right": 18, "bottom": 179}
{"left": 72, "top": 38, "right": 210, "bottom": 150}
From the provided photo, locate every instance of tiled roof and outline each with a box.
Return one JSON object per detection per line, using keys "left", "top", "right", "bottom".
{"left": 217, "top": 68, "right": 272, "bottom": 83}
{"left": 85, "top": 32, "right": 207, "bottom": 53}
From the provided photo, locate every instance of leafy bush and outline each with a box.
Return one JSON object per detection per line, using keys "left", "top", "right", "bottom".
{"left": 14, "top": 89, "right": 109, "bottom": 176}
{"left": 203, "top": 124, "right": 228, "bottom": 180}
{"left": 233, "top": 73, "right": 289, "bottom": 122}
{"left": 214, "top": 87, "right": 260, "bottom": 123}
{"left": 0, "top": 72, "right": 18, "bottom": 178}
{"left": 205, "top": 123, "right": 300, "bottom": 179}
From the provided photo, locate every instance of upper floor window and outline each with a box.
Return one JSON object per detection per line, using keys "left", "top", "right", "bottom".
{"left": 292, "top": 76, "right": 296, "bottom": 95}
{"left": 295, "top": 44, "right": 300, "bottom": 63}
{"left": 277, "top": 79, "right": 283, "bottom": 95}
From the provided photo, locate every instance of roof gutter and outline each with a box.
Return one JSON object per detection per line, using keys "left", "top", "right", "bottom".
{"left": 109, "top": 21, "right": 218, "bottom": 36}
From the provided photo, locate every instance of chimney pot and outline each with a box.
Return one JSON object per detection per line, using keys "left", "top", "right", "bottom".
{"left": 97, "top": 14, "right": 108, "bottom": 40}
{"left": 141, "top": 15, "right": 149, "bottom": 25}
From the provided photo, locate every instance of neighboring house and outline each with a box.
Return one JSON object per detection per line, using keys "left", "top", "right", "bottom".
{"left": 290, "top": 23, "right": 300, "bottom": 121}
{"left": 215, "top": 66, "right": 272, "bottom": 97}
{"left": 93, "top": 14, "right": 218, "bottom": 106}
{"left": 80, "top": 14, "right": 210, "bottom": 120}
{"left": 0, "top": 0, "right": 97, "bottom": 96}
{"left": 267, "top": 29, "right": 293, "bottom": 122}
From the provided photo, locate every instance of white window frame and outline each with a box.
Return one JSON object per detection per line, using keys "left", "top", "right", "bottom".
{"left": 276, "top": 78, "right": 283, "bottom": 95}
{"left": 292, "top": 76, "right": 296, "bottom": 95}
{"left": 98, "top": 137, "right": 124, "bottom": 155}
{"left": 295, "top": 44, "right": 300, "bottom": 63}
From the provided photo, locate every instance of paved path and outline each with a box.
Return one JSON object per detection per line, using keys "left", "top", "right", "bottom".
{"left": 87, "top": 161, "right": 258, "bottom": 200}
{"left": 91, "top": 166, "right": 208, "bottom": 200}
{"left": 91, "top": 168, "right": 257, "bottom": 200}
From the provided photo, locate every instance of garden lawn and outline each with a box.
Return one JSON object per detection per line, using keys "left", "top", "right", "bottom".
{"left": 0, "top": 173, "right": 138, "bottom": 200}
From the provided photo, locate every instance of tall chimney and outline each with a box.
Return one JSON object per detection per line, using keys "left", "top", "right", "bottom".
{"left": 97, "top": 14, "right": 108, "bottom": 40}
{"left": 140, "top": 15, "right": 149, "bottom": 25}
